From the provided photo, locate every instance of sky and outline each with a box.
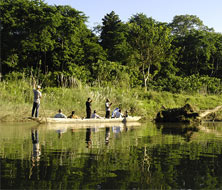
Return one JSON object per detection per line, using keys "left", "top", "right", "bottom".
{"left": 44, "top": 0, "right": 222, "bottom": 33}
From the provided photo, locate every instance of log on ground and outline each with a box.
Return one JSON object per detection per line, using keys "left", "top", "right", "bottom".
{"left": 155, "top": 104, "right": 199, "bottom": 123}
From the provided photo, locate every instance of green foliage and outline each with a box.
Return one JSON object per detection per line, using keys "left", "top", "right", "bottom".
{"left": 0, "top": 0, "right": 105, "bottom": 86}
{"left": 210, "top": 33, "right": 222, "bottom": 78}
{"left": 91, "top": 60, "right": 131, "bottom": 87}
{"left": 127, "top": 14, "right": 174, "bottom": 89}
{"left": 1, "top": 0, "right": 222, "bottom": 94}
{"left": 152, "top": 75, "right": 222, "bottom": 94}
{"left": 174, "top": 30, "right": 217, "bottom": 76}
{"left": 168, "top": 14, "right": 213, "bottom": 36}
{"left": 100, "top": 11, "right": 130, "bottom": 63}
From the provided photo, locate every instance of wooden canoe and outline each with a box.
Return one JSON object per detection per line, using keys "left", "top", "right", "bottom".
{"left": 30, "top": 116, "right": 141, "bottom": 124}
{"left": 36, "top": 122, "right": 142, "bottom": 131}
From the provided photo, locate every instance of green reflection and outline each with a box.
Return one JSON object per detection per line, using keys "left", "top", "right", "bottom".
{"left": 1, "top": 122, "right": 222, "bottom": 189}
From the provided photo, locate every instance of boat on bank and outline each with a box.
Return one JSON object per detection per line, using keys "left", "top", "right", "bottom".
{"left": 30, "top": 116, "right": 142, "bottom": 124}
{"left": 35, "top": 121, "right": 142, "bottom": 132}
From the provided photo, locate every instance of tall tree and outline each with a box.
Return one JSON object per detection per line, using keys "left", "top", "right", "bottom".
{"left": 169, "top": 15, "right": 217, "bottom": 77}
{"left": 211, "top": 33, "right": 222, "bottom": 78}
{"left": 100, "top": 11, "right": 129, "bottom": 63}
{"left": 168, "top": 14, "right": 213, "bottom": 36}
{"left": 127, "top": 14, "right": 173, "bottom": 89}
{"left": 174, "top": 30, "right": 217, "bottom": 76}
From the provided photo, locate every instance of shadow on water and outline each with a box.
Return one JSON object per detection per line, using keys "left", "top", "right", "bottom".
{"left": 156, "top": 122, "right": 200, "bottom": 142}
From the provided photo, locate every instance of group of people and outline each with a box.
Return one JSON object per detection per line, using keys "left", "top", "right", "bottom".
{"left": 54, "top": 109, "right": 80, "bottom": 119}
{"left": 31, "top": 84, "right": 128, "bottom": 119}
{"left": 85, "top": 97, "right": 128, "bottom": 119}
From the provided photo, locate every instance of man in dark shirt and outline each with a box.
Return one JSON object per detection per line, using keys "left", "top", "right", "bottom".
{"left": 105, "top": 99, "right": 112, "bottom": 118}
{"left": 86, "top": 98, "right": 92, "bottom": 118}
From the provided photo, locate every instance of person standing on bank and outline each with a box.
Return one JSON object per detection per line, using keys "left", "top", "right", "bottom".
{"left": 105, "top": 99, "right": 112, "bottom": 118}
{"left": 86, "top": 98, "right": 92, "bottom": 118}
{"left": 32, "top": 84, "right": 42, "bottom": 118}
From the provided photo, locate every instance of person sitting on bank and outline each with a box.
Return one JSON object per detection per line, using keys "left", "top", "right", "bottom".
{"left": 116, "top": 109, "right": 123, "bottom": 118}
{"left": 54, "top": 109, "right": 67, "bottom": 118}
{"left": 68, "top": 111, "right": 79, "bottom": 119}
{"left": 91, "top": 110, "right": 102, "bottom": 119}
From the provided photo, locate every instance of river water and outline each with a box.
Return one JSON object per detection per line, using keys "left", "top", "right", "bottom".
{"left": 1, "top": 121, "right": 222, "bottom": 189}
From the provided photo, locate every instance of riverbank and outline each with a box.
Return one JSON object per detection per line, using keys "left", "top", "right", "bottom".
{"left": 1, "top": 80, "right": 222, "bottom": 122}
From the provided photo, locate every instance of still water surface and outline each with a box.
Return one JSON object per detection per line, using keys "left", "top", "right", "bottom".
{"left": 1, "top": 121, "right": 222, "bottom": 189}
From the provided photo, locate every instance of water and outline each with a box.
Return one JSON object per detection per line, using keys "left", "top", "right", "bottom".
{"left": 1, "top": 121, "right": 222, "bottom": 189}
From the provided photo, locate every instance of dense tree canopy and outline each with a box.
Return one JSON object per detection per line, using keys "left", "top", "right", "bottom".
{"left": 168, "top": 14, "right": 213, "bottom": 36}
{"left": 1, "top": 0, "right": 222, "bottom": 93}
{"left": 0, "top": 0, "right": 105, "bottom": 86}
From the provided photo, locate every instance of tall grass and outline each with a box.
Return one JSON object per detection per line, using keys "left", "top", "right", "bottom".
{"left": 1, "top": 78, "right": 222, "bottom": 122}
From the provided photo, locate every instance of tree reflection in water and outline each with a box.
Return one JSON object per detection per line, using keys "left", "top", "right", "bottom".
{"left": 156, "top": 122, "right": 200, "bottom": 141}
{"left": 2, "top": 122, "right": 222, "bottom": 189}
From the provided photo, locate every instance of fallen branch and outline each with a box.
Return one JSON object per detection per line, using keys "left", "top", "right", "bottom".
{"left": 155, "top": 104, "right": 222, "bottom": 123}
{"left": 197, "top": 105, "right": 222, "bottom": 120}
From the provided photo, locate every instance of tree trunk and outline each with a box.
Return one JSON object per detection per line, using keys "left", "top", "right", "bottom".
{"left": 143, "top": 64, "right": 150, "bottom": 91}
{"left": 198, "top": 106, "right": 222, "bottom": 119}
{"left": 144, "top": 78, "right": 147, "bottom": 91}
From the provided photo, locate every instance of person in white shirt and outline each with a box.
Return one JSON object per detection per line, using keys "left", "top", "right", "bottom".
{"left": 112, "top": 108, "right": 119, "bottom": 118}
{"left": 105, "top": 99, "right": 112, "bottom": 118}
{"left": 115, "top": 109, "right": 123, "bottom": 118}
{"left": 54, "top": 109, "right": 67, "bottom": 118}
{"left": 91, "top": 110, "right": 102, "bottom": 119}
{"left": 32, "top": 84, "right": 42, "bottom": 117}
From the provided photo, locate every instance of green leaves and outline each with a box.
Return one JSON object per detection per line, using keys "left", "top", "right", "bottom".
{"left": 1, "top": 0, "right": 222, "bottom": 93}
{"left": 168, "top": 14, "right": 212, "bottom": 36}
{"left": 1, "top": 0, "right": 104, "bottom": 86}
{"left": 100, "top": 11, "right": 130, "bottom": 63}
{"left": 127, "top": 14, "right": 173, "bottom": 89}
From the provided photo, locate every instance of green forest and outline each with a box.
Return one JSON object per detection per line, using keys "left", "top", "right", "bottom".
{"left": 1, "top": 0, "right": 222, "bottom": 93}
{"left": 1, "top": 0, "right": 222, "bottom": 121}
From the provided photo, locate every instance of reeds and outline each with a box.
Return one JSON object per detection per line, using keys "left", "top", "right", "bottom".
{"left": 1, "top": 78, "right": 222, "bottom": 122}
